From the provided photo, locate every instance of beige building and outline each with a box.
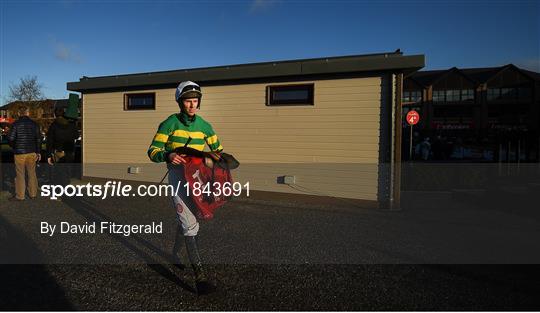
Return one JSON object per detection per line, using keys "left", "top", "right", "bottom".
{"left": 67, "top": 52, "right": 424, "bottom": 209}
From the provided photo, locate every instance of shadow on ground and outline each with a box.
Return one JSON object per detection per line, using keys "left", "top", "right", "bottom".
{"left": 0, "top": 215, "right": 73, "bottom": 310}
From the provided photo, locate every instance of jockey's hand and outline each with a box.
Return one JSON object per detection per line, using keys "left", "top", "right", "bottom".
{"left": 169, "top": 152, "right": 187, "bottom": 165}
{"left": 207, "top": 151, "right": 221, "bottom": 161}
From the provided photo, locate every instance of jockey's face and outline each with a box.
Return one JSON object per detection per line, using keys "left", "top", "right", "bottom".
{"left": 182, "top": 98, "right": 199, "bottom": 116}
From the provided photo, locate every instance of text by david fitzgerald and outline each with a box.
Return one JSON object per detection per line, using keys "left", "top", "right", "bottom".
{"left": 41, "top": 222, "right": 162, "bottom": 237}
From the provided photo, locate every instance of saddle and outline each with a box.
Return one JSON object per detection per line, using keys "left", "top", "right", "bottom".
{"left": 173, "top": 146, "right": 240, "bottom": 220}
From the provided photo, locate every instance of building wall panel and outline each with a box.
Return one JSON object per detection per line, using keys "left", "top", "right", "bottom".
{"left": 82, "top": 77, "right": 385, "bottom": 200}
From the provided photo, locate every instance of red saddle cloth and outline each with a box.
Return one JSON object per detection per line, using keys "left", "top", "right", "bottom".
{"left": 182, "top": 156, "right": 233, "bottom": 220}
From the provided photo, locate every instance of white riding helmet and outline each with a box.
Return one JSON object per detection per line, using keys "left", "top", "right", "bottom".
{"left": 175, "top": 81, "right": 202, "bottom": 108}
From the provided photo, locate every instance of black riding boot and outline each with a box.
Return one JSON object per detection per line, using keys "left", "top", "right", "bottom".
{"left": 171, "top": 225, "right": 185, "bottom": 268}
{"left": 184, "top": 235, "right": 215, "bottom": 295}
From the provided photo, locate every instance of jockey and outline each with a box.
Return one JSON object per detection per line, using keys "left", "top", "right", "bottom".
{"left": 148, "top": 81, "right": 223, "bottom": 294}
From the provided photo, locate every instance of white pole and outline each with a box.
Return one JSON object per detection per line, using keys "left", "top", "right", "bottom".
{"left": 409, "top": 124, "right": 413, "bottom": 161}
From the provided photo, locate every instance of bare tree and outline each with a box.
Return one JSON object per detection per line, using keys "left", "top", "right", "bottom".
{"left": 8, "top": 76, "right": 44, "bottom": 102}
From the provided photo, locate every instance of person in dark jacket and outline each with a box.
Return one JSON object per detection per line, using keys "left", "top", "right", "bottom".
{"left": 7, "top": 106, "right": 41, "bottom": 200}
{"left": 46, "top": 107, "right": 79, "bottom": 186}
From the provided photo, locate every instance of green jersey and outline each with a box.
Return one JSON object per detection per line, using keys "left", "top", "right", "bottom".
{"left": 147, "top": 112, "right": 223, "bottom": 163}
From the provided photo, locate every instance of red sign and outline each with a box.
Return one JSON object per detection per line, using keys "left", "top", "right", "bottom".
{"left": 406, "top": 110, "right": 420, "bottom": 125}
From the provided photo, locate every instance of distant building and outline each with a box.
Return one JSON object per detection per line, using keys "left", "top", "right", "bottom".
{"left": 403, "top": 64, "right": 540, "bottom": 162}
{"left": 0, "top": 98, "right": 74, "bottom": 131}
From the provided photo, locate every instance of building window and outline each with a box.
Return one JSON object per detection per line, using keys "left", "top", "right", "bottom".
{"left": 445, "top": 89, "right": 460, "bottom": 102}
{"left": 500, "top": 88, "right": 517, "bottom": 99}
{"left": 403, "top": 92, "right": 410, "bottom": 102}
{"left": 461, "top": 89, "right": 474, "bottom": 101}
{"left": 487, "top": 88, "right": 500, "bottom": 101}
{"left": 433, "top": 90, "right": 445, "bottom": 102}
{"left": 266, "top": 84, "right": 314, "bottom": 106}
{"left": 43, "top": 107, "right": 54, "bottom": 118}
{"left": 488, "top": 87, "right": 530, "bottom": 101}
{"left": 124, "top": 93, "right": 155, "bottom": 110}
{"left": 435, "top": 89, "right": 475, "bottom": 103}
{"left": 403, "top": 90, "right": 422, "bottom": 103}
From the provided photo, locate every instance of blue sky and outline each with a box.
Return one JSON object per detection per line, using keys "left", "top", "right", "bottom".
{"left": 0, "top": 0, "right": 538, "bottom": 103}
